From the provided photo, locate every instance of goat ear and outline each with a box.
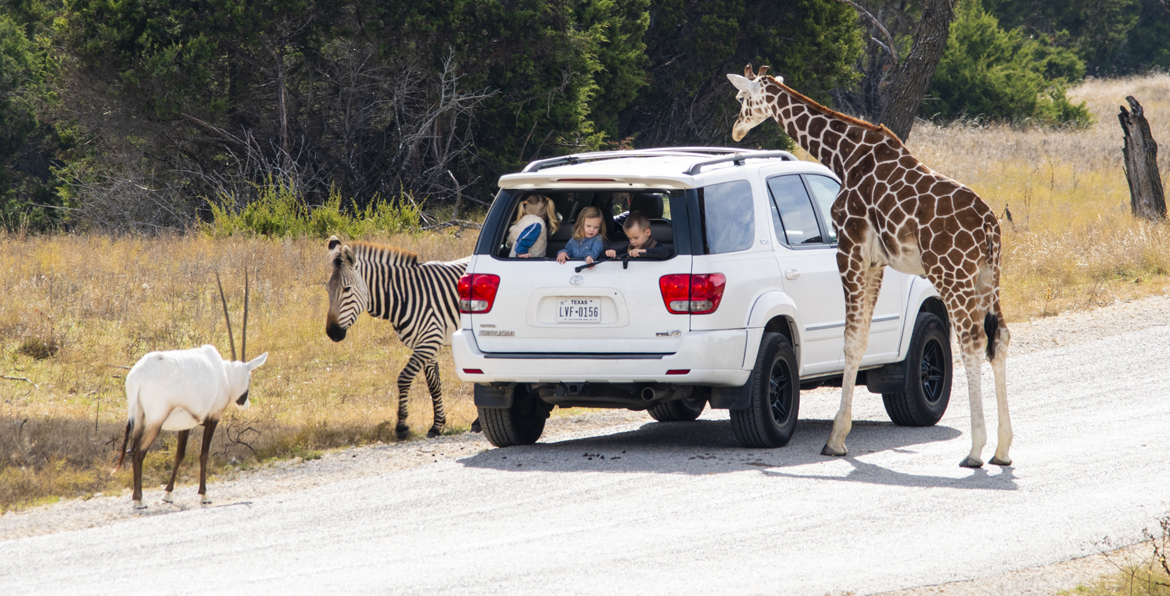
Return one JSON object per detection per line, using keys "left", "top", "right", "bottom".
{"left": 246, "top": 352, "right": 268, "bottom": 371}
{"left": 328, "top": 235, "right": 342, "bottom": 251}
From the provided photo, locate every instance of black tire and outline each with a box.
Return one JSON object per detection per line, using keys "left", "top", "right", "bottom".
{"left": 882, "top": 312, "right": 952, "bottom": 427}
{"left": 647, "top": 390, "right": 708, "bottom": 422}
{"left": 478, "top": 386, "right": 550, "bottom": 447}
{"left": 731, "top": 332, "right": 801, "bottom": 448}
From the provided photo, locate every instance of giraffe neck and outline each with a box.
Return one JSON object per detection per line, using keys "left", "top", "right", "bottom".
{"left": 760, "top": 79, "right": 901, "bottom": 180}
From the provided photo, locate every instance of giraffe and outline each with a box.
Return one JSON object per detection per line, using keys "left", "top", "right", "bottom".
{"left": 728, "top": 65, "right": 1012, "bottom": 468}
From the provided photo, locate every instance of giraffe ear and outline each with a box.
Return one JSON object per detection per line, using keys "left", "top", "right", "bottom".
{"left": 727, "top": 74, "right": 756, "bottom": 94}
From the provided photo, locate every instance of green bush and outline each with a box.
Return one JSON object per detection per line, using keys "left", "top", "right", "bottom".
{"left": 925, "top": 0, "right": 1092, "bottom": 127}
{"left": 205, "top": 178, "right": 423, "bottom": 239}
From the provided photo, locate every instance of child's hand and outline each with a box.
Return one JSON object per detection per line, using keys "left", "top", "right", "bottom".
{"left": 604, "top": 249, "right": 616, "bottom": 258}
{"left": 629, "top": 248, "right": 644, "bottom": 258}
{"left": 519, "top": 253, "right": 531, "bottom": 259}
{"left": 556, "top": 252, "right": 568, "bottom": 264}
{"left": 585, "top": 256, "right": 594, "bottom": 265}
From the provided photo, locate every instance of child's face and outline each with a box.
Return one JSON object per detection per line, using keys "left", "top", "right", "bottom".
{"left": 625, "top": 224, "right": 651, "bottom": 249}
{"left": 582, "top": 217, "right": 601, "bottom": 238}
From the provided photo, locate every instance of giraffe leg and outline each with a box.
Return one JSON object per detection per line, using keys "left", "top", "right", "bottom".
{"left": 824, "top": 263, "right": 884, "bottom": 457}
{"left": 422, "top": 359, "right": 447, "bottom": 438}
{"left": 162, "top": 429, "right": 189, "bottom": 504}
{"left": 988, "top": 318, "right": 1013, "bottom": 466}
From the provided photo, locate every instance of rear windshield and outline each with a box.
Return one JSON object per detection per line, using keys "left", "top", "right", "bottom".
{"left": 478, "top": 190, "right": 686, "bottom": 260}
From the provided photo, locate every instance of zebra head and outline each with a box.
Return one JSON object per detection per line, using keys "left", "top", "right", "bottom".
{"left": 325, "top": 236, "right": 370, "bottom": 342}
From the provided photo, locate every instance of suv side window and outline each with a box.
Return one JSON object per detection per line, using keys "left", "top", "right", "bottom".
{"left": 805, "top": 174, "right": 841, "bottom": 244}
{"left": 698, "top": 180, "right": 754, "bottom": 254}
{"left": 767, "top": 175, "right": 823, "bottom": 245}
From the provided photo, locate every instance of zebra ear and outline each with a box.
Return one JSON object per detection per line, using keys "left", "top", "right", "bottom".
{"left": 328, "top": 235, "right": 342, "bottom": 251}
{"left": 341, "top": 245, "right": 355, "bottom": 266}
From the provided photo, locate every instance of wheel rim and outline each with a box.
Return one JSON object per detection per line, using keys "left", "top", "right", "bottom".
{"left": 919, "top": 338, "right": 946, "bottom": 405}
{"left": 768, "top": 357, "right": 793, "bottom": 423}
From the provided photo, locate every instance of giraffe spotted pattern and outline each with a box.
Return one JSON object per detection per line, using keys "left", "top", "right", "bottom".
{"left": 729, "top": 65, "right": 1012, "bottom": 468}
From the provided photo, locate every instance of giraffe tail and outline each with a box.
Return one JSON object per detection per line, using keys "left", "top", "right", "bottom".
{"left": 984, "top": 312, "right": 999, "bottom": 361}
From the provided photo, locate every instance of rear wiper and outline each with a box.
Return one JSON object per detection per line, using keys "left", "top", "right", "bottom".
{"left": 574, "top": 255, "right": 630, "bottom": 272}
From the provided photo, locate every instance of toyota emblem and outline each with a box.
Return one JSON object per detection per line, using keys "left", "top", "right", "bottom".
{"left": 570, "top": 275, "right": 584, "bottom": 285}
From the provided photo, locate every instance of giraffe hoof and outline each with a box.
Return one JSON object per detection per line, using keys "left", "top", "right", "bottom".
{"left": 959, "top": 456, "right": 984, "bottom": 468}
{"left": 820, "top": 444, "right": 847, "bottom": 457}
{"left": 989, "top": 455, "right": 1012, "bottom": 467}
{"left": 470, "top": 418, "right": 482, "bottom": 433}
{"left": 426, "top": 428, "right": 442, "bottom": 439}
{"left": 162, "top": 491, "right": 174, "bottom": 504}
{"left": 133, "top": 500, "right": 146, "bottom": 510}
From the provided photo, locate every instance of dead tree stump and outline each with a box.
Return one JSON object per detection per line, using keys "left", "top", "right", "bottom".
{"left": 1119, "top": 95, "right": 1167, "bottom": 221}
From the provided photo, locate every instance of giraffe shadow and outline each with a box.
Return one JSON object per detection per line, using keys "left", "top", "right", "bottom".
{"left": 459, "top": 416, "right": 1013, "bottom": 490}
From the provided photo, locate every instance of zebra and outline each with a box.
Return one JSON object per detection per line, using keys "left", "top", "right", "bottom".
{"left": 325, "top": 235, "right": 475, "bottom": 439}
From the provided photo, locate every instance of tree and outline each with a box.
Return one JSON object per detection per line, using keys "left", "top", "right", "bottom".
{"left": 982, "top": 0, "right": 1148, "bottom": 75}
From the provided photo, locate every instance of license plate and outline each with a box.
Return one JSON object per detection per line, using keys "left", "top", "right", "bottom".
{"left": 556, "top": 298, "right": 601, "bottom": 323}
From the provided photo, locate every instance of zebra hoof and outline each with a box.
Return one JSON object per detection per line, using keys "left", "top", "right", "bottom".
{"left": 990, "top": 455, "right": 1012, "bottom": 466}
{"left": 470, "top": 418, "right": 482, "bottom": 433}
{"left": 426, "top": 427, "right": 442, "bottom": 439}
{"left": 959, "top": 456, "right": 984, "bottom": 468}
{"left": 396, "top": 425, "right": 410, "bottom": 440}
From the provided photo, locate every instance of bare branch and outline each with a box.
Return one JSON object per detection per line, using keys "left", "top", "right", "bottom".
{"left": 2, "top": 375, "right": 37, "bottom": 388}
{"left": 833, "top": 0, "right": 900, "bottom": 65}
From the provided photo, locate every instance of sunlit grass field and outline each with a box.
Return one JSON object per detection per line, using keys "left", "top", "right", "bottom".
{"left": 3, "top": 74, "right": 1170, "bottom": 511}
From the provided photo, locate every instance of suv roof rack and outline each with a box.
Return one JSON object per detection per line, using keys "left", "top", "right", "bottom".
{"left": 520, "top": 147, "right": 797, "bottom": 175}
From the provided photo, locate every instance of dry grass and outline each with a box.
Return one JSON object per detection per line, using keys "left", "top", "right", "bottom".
{"left": 1, "top": 231, "right": 479, "bottom": 510}
{"left": 4, "top": 74, "right": 1170, "bottom": 511}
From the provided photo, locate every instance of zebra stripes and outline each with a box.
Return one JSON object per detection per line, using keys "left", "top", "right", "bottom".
{"left": 326, "top": 236, "right": 469, "bottom": 439}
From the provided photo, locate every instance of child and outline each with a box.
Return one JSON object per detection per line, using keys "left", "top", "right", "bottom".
{"left": 605, "top": 212, "right": 671, "bottom": 260}
{"left": 508, "top": 195, "right": 559, "bottom": 258}
{"left": 556, "top": 206, "right": 607, "bottom": 265}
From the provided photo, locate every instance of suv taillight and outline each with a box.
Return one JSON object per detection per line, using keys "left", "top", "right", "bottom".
{"left": 458, "top": 273, "right": 501, "bottom": 313}
{"left": 659, "top": 273, "right": 726, "bottom": 315}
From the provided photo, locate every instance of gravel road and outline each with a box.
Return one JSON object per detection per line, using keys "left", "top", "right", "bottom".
{"left": 3, "top": 294, "right": 1170, "bottom": 595}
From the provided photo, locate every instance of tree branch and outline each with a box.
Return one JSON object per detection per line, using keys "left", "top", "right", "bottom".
{"left": 833, "top": 0, "right": 900, "bottom": 65}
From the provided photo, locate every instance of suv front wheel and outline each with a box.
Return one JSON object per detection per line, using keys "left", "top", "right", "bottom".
{"left": 731, "top": 332, "right": 800, "bottom": 448}
{"left": 882, "top": 312, "right": 952, "bottom": 426}
{"left": 478, "top": 385, "right": 551, "bottom": 447}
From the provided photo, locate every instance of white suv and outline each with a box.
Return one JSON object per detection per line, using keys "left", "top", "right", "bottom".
{"left": 453, "top": 148, "right": 952, "bottom": 448}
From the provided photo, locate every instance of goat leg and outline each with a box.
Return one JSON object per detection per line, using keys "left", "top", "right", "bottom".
{"left": 163, "top": 430, "right": 189, "bottom": 504}
{"left": 199, "top": 419, "right": 218, "bottom": 505}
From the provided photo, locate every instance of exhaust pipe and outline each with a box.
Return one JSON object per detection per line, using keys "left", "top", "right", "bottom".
{"left": 641, "top": 386, "right": 667, "bottom": 401}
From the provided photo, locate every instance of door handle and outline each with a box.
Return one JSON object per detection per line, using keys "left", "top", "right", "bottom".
{"left": 785, "top": 269, "right": 800, "bottom": 280}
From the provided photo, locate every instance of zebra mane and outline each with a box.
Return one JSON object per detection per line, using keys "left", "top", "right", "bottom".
{"left": 350, "top": 242, "right": 420, "bottom": 266}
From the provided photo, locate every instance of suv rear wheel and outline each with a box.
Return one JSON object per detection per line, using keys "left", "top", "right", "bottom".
{"left": 647, "top": 389, "right": 708, "bottom": 422}
{"left": 731, "top": 332, "right": 800, "bottom": 448}
{"left": 478, "top": 385, "right": 551, "bottom": 447}
{"left": 882, "top": 312, "right": 952, "bottom": 426}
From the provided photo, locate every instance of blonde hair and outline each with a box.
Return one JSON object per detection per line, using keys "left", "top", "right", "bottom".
{"left": 514, "top": 194, "right": 560, "bottom": 234}
{"left": 572, "top": 206, "right": 608, "bottom": 241}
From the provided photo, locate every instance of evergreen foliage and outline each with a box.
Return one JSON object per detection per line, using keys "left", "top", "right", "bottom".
{"left": 927, "top": 1, "right": 1092, "bottom": 126}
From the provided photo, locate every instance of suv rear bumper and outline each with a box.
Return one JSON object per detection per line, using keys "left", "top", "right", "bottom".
{"left": 452, "top": 328, "right": 751, "bottom": 386}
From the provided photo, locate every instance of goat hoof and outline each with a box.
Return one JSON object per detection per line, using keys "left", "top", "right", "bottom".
{"left": 820, "top": 444, "right": 847, "bottom": 457}
{"left": 133, "top": 500, "right": 146, "bottom": 510}
{"left": 162, "top": 492, "right": 174, "bottom": 504}
{"left": 200, "top": 496, "right": 212, "bottom": 506}
{"left": 470, "top": 418, "right": 482, "bottom": 433}
{"left": 959, "top": 456, "right": 984, "bottom": 468}
{"left": 989, "top": 455, "right": 1012, "bottom": 466}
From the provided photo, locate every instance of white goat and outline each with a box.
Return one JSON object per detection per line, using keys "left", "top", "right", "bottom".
{"left": 113, "top": 272, "right": 267, "bottom": 509}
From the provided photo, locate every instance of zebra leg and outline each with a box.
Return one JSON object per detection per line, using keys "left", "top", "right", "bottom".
{"left": 423, "top": 359, "right": 447, "bottom": 438}
{"left": 395, "top": 348, "right": 432, "bottom": 439}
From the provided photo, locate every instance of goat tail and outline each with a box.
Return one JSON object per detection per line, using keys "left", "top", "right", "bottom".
{"left": 112, "top": 419, "right": 133, "bottom": 474}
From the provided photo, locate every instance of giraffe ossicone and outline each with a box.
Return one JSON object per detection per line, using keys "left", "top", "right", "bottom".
{"left": 728, "top": 64, "right": 1012, "bottom": 468}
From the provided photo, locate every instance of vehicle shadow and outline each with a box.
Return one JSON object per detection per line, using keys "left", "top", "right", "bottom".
{"left": 458, "top": 418, "right": 1017, "bottom": 491}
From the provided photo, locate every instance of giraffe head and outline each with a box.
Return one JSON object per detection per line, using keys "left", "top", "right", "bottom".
{"left": 728, "top": 64, "right": 781, "bottom": 142}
